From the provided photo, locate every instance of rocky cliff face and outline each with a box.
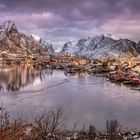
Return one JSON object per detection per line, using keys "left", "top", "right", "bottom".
{"left": 41, "top": 42, "right": 54, "bottom": 54}
{"left": 137, "top": 41, "right": 140, "bottom": 54}
{"left": 61, "top": 35, "right": 140, "bottom": 59}
{"left": 31, "top": 34, "right": 54, "bottom": 54}
{"left": 0, "top": 20, "right": 47, "bottom": 60}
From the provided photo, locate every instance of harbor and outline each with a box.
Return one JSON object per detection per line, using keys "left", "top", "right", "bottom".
{"left": 1, "top": 54, "right": 140, "bottom": 91}
{"left": 35, "top": 54, "right": 140, "bottom": 90}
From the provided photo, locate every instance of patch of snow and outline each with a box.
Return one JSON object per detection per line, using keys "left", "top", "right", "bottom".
{"left": 31, "top": 34, "right": 41, "bottom": 42}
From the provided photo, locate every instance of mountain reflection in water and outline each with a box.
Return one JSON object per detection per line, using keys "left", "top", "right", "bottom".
{"left": 0, "top": 66, "right": 45, "bottom": 91}
{"left": 0, "top": 66, "right": 90, "bottom": 92}
{"left": 0, "top": 66, "right": 140, "bottom": 130}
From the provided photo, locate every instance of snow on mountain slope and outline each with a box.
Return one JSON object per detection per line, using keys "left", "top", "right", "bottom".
{"left": 61, "top": 35, "right": 140, "bottom": 59}
{"left": 31, "top": 34, "right": 41, "bottom": 42}
{"left": 31, "top": 34, "right": 54, "bottom": 53}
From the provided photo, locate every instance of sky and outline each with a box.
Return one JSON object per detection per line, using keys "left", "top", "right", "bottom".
{"left": 0, "top": 0, "right": 140, "bottom": 49}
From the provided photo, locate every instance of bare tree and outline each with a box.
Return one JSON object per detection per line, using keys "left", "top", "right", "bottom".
{"left": 106, "top": 120, "right": 123, "bottom": 140}
{"left": 49, "top": 105, "right": 64, "bottom": 134}
{"left": 33, "top": 111, "right": 51, "bottom": 139}
{"left": 72, "top": 122, "right": 79, "bottom": 133}
{"left": 33, "top": 105, "right": 65, "bottom": 139}
{"left": 0, "top": 107, "right": 10, "bottom": 132}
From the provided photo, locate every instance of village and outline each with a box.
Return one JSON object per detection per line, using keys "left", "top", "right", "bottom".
{"left": 36, "top": 54, "right": 140, "bottom": 90}
{"left": 1, "top": 54, "right": 140, "bottom": 91}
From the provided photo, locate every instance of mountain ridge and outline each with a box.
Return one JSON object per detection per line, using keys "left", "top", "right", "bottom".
{"left": 1, "top": 20, "right": 140, "bottom": 61}
{"left": 61, "top": 35, "right": 140, "bottom": 59}
{"left": 0, "top": 20, "right": 48, "bottom": 60}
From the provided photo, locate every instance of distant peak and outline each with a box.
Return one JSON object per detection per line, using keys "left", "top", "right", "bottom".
{"left": 2, "top": 20, "right": 17, "bottom": 31}
{"left": 94, "top": 34, "right": 105, "bottom": 41}
{"left": 0, "top": 20, "right": 18, "bottom": 39}
{"left": 100, "top": 34, "right": 105, "bottom": 37}
{"left": 3, "top": 20, "right": 15, "bottom": 26}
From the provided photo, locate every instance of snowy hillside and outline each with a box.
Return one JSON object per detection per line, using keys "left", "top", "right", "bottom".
{"left": 61, "top": 35, "right": 140, "bottom": 59}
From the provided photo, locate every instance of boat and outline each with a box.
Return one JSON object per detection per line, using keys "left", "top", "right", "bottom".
{"left": 130, "top": 78, "right": 140, "bottom": 85}
{"left": 123, "top": 81, "right": 133, "bottom": 85}
{"left": 125, "top": 75, "right": 140, "bottom": 85}
{"left": 131, "top": 87, "right": 140, "bottom": 91}
{"left": 109, "top": 71, "right": 126, "bottom": 82}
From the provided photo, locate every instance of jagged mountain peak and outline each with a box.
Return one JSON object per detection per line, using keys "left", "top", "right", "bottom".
{"left": 0, "top": 21, "right": 48, "bottom": 59}
{"left": 0, "top": 20, "right": 18, "bottom": 41}
{"left": 95, "top": 34, "right": 105, "bottom": 39}
{"left": 1, "top": 20, "right": 17, "bottom": 30}
{"left": 61, "top": 35, "right": 140, "bottom": 59}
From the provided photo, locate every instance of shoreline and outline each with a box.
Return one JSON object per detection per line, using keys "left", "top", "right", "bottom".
{"left": 1, "top": 54, "right": 140, "bottom": 91}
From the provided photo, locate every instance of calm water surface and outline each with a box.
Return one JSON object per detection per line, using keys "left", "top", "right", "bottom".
{"left": 0, "top": 66, "right": 140, "bottom": 130}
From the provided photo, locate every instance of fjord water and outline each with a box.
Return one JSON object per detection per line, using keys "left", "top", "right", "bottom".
{"left": 0, "top": 66, "right": 140, "bottom": 130}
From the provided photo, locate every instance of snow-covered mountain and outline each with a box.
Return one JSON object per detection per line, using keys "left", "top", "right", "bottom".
{"left": 0, "top": 20, "right": 47, "bottom": 59}
{"left": 42, "top": 42, "right": 54, "bottom": 54}
{"left": 61, "top": 35, "right": 140, "bottom": 59}
{"left": 31, "top": 34, "right": 54, "bottom": 54}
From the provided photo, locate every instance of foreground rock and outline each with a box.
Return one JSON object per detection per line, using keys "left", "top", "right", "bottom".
{"left": 61, "top": 35, "right": 140, "bottom": 60}
{"left": 0, "top": 20, "right": 48, "bottom": 64}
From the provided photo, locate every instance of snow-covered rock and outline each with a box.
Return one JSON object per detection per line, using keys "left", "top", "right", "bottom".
{"left": 31, "top": 34, "right": 41, "bottom": 42}
{"left": 61, "top": 35, "right": 140, "bottom": 60}
{"left": 31, "top": 34, "right": 54, "bottom": 53}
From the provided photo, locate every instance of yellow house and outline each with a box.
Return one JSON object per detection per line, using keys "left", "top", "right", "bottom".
{"left": 78, "top": 59, "right": 87, "bottom": 65}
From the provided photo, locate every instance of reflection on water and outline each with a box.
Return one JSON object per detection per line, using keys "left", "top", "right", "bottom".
{"left": 0, "top": 66, "right": 140, "bottom": 130}
{"left": 69, "top": 71, "right": 89, "bottom": 78}
{"left": 0, "top": 66, "right": 45, "bottom": 91}
{"left": 0, "top": 66, "right": 90, "bottom": 92}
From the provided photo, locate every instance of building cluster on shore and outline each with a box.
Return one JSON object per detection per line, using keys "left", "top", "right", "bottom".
{"left": 1, "top": 54, "right": 140, "bottom": 91}
{"left": 40, "top": 54, "right": 140, "bottom": 89}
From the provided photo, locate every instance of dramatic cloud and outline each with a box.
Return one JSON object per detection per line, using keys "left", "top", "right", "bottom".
{"left": 0, "top": 0, "right": 140, "bottom": 49}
